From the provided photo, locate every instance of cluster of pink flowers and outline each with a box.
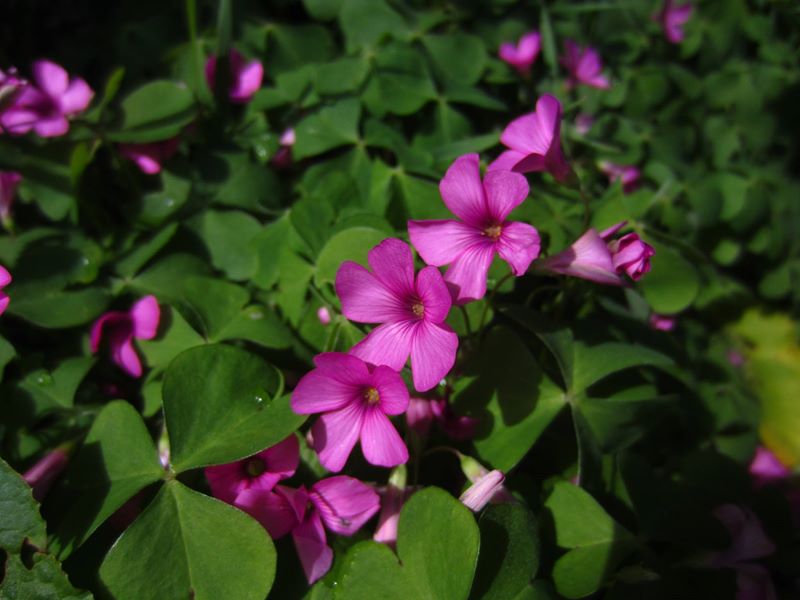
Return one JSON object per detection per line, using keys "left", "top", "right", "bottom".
{"left": 0, "top": 61, "right": 93, "bottom": 138}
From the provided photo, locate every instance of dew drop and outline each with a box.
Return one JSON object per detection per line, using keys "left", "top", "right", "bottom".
{"left": 36, "top": 373, "right": 53, "bottom": 386}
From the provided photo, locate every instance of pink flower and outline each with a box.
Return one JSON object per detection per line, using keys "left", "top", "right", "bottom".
{"left": 535, "top": 228, "right": 624, "bottom": 286}
{"left": 239, "top": 476, "right": 379, "bottom": 584}
{"left": 205, "top": 435, "right": 299, "bottom": 505}
{"left": 749, "top": 447, "right": 791, "bottom": 489}
{"left": 291, "top": 352, "right": 410, "bottom": 471}
{"left": 488, "top": 94, "right": 571, "bottom": 181}
{"left": 0, "top": 60, "right": 93, "bottom": 137}
{"left": 561, "top": 39, "right": 610, "bottom": 90}
{"left": 335, "top": 238, "right": 458, "bottom": 391}
{"left": 575, "top": 113, "right": 594, "bottom": 135}
{"left": 409, "top": 154, "right": 541, "bottom": 304}
{"left": 498, "top": 31, "right": 541, "bottom": 74}
{"left": 405, "top": 397, "right": 479, "bottom": 441}
{"left": 460, "top": 469, "right": 506, "bottom": 512}
{"left": 118, "top": 138, "right": 180, "bottom": 175}
{"left": 600, "top": 161, "right": 641, "bottom": 194}
{"left": 23, "top": 446, "right": 71, "bottom": 501}
{"left": 205, "top": 49, "right": 263, "bottom": 104}
{"left": 0, "top": 68, "right": 26, "bottom": 113}
{"left": 654, "top": 0, "right": 693, "bottom": 44}
{"left": 272, "top": 127, "right": 295, "bottom": 169}
{"left": 90, "top": 295, "right": 160, "bottom": 377}
{"left": 606, "top": 230, "right": 655, "bottom": 281}
{"left": 0, "top": 266, "right": 11, "bottom": 315}
{"left": 649, "top": 313, "right": 677, "bottom": 331}
{"left": 0, "top": 171, "right": 21, "bottom": 223}
{"left": 317, "top": 306, "right": 331, "bottom": 325}
{"left": 373, "top": 484, "right": 415, "bottom": 548}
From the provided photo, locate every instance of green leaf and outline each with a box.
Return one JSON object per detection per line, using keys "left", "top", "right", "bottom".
{"left": 53, "top": 401, "right": 164, "bottom": 557}
{"left": 314, "top": 227, "right": 387, "bottom": 286}
{"left": 137, "top": 305, "right": 206, "bottom": 372}
{"left": 188, "top": 209, "right": 262, "bottom": 282}
{"left": 571, "top": 341, "right": 673, "bottom": 395}
{"left": 544, "top": 483, "right": 636, "bottom": 599}
{"left": 1, "top": 553, "right": 92, "bottom": 599}
{"left": 130, "top": 253, "right": 211, "bottom": 303}
{"left": 115, "top": 223, "right": 179, "bottom": 278}
{"left": 473, "top": 504, "right": 540, "bottom": 600}
{"left": 215, "top": 304, "right": 294, "bottom": 349}
{"left": 422, "top": 34, "right": 486, "bottom": 85}
{"left": 338, "top": 0, "right": 407, "bottom": 51}
{"left": 0, "top": 334, "right": 14, "bottom": 380}
{"left": 315, "top": 57, "right": 370, "bottom": 95}
{"left": 180, "top": 276, "right": 249, "bottom": 339}
{"left": 8, "top": 287, "right": 110, "bottom": 328}
{"left": 19, "top": 357, "right": 95, "bottom": 409}
{"left": 337, "top": 487, "right": 479, "bottom": 600}
{"left": 109, "top": 81, "right": 197, "bottom": 142}
{"left": 294, "top": 99, "right": 361, "bottom": 160}
{"left": 638, "top": 244, "right": 701, "bottom": 314}
{"left": 99, "top": 480, "right": 275, "bottom": 600}
{"left": 163, "top": 344, "right": 304, "bottom": 472}
{"left": 363, "top": 45, "right": 436, "bottom": 117}
{"left": 0, "top": 457, "right": 46, "bottom": 552}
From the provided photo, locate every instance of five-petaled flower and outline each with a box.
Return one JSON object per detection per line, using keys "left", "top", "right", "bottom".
{"left": 0, "top": 60, "right": 93, "bottom": 137}
{"left": 336, "top": 238, "right": 458, "bottom": 391}
{"left": 292, "top": 352, "right": 410, "bottom": 471}
{"left": 561, "top": 39, "right": 611, "bottom": 90}
{"left": 205, "top": 49, "right": 263, "bottom": 104}
{"left": 488, "top": 94, "right": 572, "bottom": 182}
{"left": 498, "top": 31, "right": 541, "bottom": 74}
{"left": 410, "top": 154, "right": 541, "bottom": 304}
{"left": 90, "top": 295, "right": 160, "bottom": 377}
{"left": 238, "top": 476, "right": 379, "bottom": 584}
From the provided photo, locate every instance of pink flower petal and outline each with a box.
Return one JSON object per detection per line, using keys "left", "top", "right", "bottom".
{"left": 0, "top": 293, "right": 8, "bottom": 316}
{"left": 235, "top": 487, "right": 299, "bottom": 539}
{"left": 349, "top": 320, "right": 415, "bottom": 372}
{"left": 230, "top": 60, "right": 263, "bottom": 103}
{"left": 537, "top": 229, "right": 623, "bottom": 286}
{"left": 292, "top": 369, "right": 359, "bottom": 415}
{"left": 373, "top": 485, "right": 409, "bottom": 547}
{"left": 500, "top": 113, "right": 548, "bottom": 158}
{"left": 111, "top": 332, "right": 143, "bottom": 378}
{"left": 409, "top": 321, "right": 458, "bottom": 391}
{"left": 713, "top": 504, "right": 776, "bottom": 564}
{"left": 749, "top": 446, "right": 791, "bottom": 488}
{"left": 487, "top": 150, "right": 533, "bottom": 173}
{"left": 33, "top": 115, "right": 69, "bottom": 138}
{"left": 439, "top": 154, "right": 489, "bottom": 227}
{"left": 293, "top": 511, "right": 333, "bottom": 584}
{"left": 310, "top": 475, "right": 380, "bottom": 536}
{"left": 483, "top": 170, "right": 529, "bottom": 223}
{"left": 415, "top": 266, "right": 452, "bottom": 324}
{"left": 0, "top": 265, "right": 11, "bottom": 288}
{"left": 205, "top": 461, "right": 248, "bottom": 504}
{"left": 89, "top": 311, "right": 129, "bottom": 353}
{"left": 313, "top": 352, "right": 371, "bottom": 386}
{"left": 311, "top": 402, "right": 365, "bottom": 472}
{"left": 359, "top": 408, "right": 409, "bottom": 467}
{"left": 367, "top": 238, "right": 416, "bottom": 298}
{"left": 336, "top": 261, "right": 408, "bottom": 323}
{"left": 370, "top": 365, "right": 410, "bottom": 416}
{"left": 60, "top": 77, "right": 93, "bottom": 115}
{"left": 443, "top": 241, "right": 497, "bottom": 304}
{"left": 408, "top": 220, "right": 484, "bottom": 267}
{"left": 406, "top": 397, "right": 435, "bottom": 438}
{"left": 130, "top": 295, "right": 160, "bottom": 340}
{"left": 32, "top": 60, "right": 68, "bottom": 97}
{"left": 259, "top": 435, "right": 300, "bottom": 480}
{"left": 496, "top": 221, "right": 541, "bottom": 275}
{"left": 518, "top": 32, "right": 542, "bottom": 60}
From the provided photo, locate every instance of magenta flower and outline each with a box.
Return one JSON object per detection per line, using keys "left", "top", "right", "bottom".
{"left": 561, "top": 39, "right": 610, "bottom": 90}
{"left": 292, "top": 352, "right": 409, "bottom": 471}
{"left": 23, "top": 446, "right": 71, "bottom": 501}
{"left": 498, "top": 31, "right": 541, "bottom": 74}
{"left": 0, "top": 68, "right": 25, "bottom": 112}
{"left": 118, "top": 137, "right": 180, "bottom": 175}
{"left": 0, "top": 266, "right": 11, "bottom": 316}
{"left": 205, "top": 435, "right": 299, "bottom": 505}
{"left": 205, "top": 49, "right": 263, "bottom": 104}
{"left": 409, "top": 154, "right": 540, "bottom": 305}
{"left": 606, "top": 230, "right": 655, "bottom": 281}
{"left": 335, "top": 238, "right": 458, "bottom": 391}
{"left": 373, "top": 484, "right": 415, "bottom": 548}
{"left": 654, "top": 0, "right": 693, "bottom": 44}
{"left": 460, "top": 469, "right": 506, "bottom": 512}
{"left": 405, "top": 397, "right": 479, "bottom": 441}
{"left": 90, "top": 295, "right": 160, "bottom": 377}
{"left": 488, "top": 94, "right": 571, "bottom": 181}
{"left": 649, "top": 313, "right": 677, "bottom": 331}
{"left": 0, "top": 171, "right": 20, "bottom": 224}
{"left": 272, "top": 127, "right": 295, "bottom": 169}
{"left": 238, "top": 476, "right": 379, "bottom": 584}
{"left": 534, "top": 228, "right": 623, "bottom": 286}
{"left": 600, "top": 161, "right": 641, "bottom": 194}
{"left": 749, "top": 447, "right": 791, "bottom": 489}
{"left": 0, "top": 60, "right": 93, "bottom": 137}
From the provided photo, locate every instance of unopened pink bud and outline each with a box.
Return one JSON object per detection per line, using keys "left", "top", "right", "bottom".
{"left": 460, "top": 469, "right": 505, "bottom": 512}
{"left": 23, "top": 447, "right": 70, "bottom": 501}
{"left": 317, "top": 307, "right": 331, "bottom": 326}
{"left": 649, "top": 313, "right": 676, "bottom": 331}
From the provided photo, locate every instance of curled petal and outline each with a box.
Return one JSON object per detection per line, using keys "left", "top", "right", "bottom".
{"left": 487, "top": 150, "right": 533, "bottom": 173}
{"left": 111, "top": 332, "right": 143, "bottom": 378}
{"left": 90, "top": 311, "right": 129, "bottom": 353}
{"left": 409, "top": 321, "right": 458, "bottom": 392}
{"left": 34, "top": 115, "right": 69, "bottom": 138}
{"left": 359, "top": 408, "right": 409, "bottom": 468}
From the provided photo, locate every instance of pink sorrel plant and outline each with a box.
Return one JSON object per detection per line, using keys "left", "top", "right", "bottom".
{"left": 0, "top": 171, "right": 21, "bottom": 225}
{"left": 272, "top": 128, "right": 295, "bottom": 169}
{"left": 90, "top": 295, "right": 160, "bottom": 377}
{"left": 561, "top": 40, "right": 610, "bottom": 90}
{"left": 654, "top": 0, "right": 693, "bottom": 44}
{"left": 335, "top": 238, "right": 458, "bottom": 391}
{"left": 205, "top": 49, "right": 263, "bottom": 104}
{"left": 406, "top": 397, "right": 479, "bottom": 441}
{"left": 118, "top": 137, "right": 180, "bottom": 175}
{"left": 488, "top": 94, "right": 571, "bottom": 181}
{"left": 0, "top": 60, "right": 93, "bottom": 137}
{"left": 239, "top": 476, "right": 379, "bottom": 584}
{"left": 205, "top": 435, "right": 299, "bottom": 505}
{"left": 409, "top": 154, "right": 541, "bottom": 304}
{"left": 291, "top": 352, "right": 410, "bottom": 471}
{"left": 498, "top": 31, "right": 541, "bottom": 74}
{"left": 599, "top": 161, "right": 641, "bottom": 194}
{"left": 0, "top": 266, "right": 11, "bottom": 315}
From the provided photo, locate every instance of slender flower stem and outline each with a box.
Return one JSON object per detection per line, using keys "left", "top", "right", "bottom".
{"left": 458, "top": 305, "right": 473, "bottom": 338}
{"left": 476, "top": 271, "right": 514, "bottom": 336}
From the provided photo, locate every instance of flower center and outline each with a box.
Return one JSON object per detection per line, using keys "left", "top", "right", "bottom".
{"left": 483, "top": 223, "right": 503, "bottom": 240}
{"left": 411, "top": 301, "right": 425, "bottom": 318}
{"left": 244, "top": 457, "right": 266, "bottom": 478}
{"left": 363, "top": 386, "right": 381, "bottom": 405}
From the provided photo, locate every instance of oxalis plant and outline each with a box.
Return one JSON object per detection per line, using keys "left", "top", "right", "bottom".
{"left": 0, "top": 0, "right": 799, "bottom": 598}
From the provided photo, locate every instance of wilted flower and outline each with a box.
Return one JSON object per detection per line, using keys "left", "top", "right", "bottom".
{"left": 118, "top": 138, "right": 180, "bottom": 175}
{"left": 0, "top": 171, "right": 21, "bottom": 224}
{"left": 205, "top": 49, "right": 263, "bottom": 104}
{"left": 561, "top": 40, "right": 610, "bottom": 90}
{"left": 654, "top": 0, "right": 693, "bottom": 44}
{"left": 205, "top": 436, "right": 299, "bottom": 504}
{"left": 23, "top": 446, "right": 71, "bottom": 501}
{"left": 498, "top": 31, "right": 541, "bottom": 74}
{"left": 335, "top": 238, "right": 458, "bottom": 391}
{"left": 238, "top": 476, "right": 379, "bottom": 584}
{"left": 488, "top": 94, "right": 571, "bottom": 182}
{"left": 410, "top": 154, "right": 540, "bottom": 304}
{"left": 0, "top": 60, "right": 93, "bottom": 137}
{"left": 292, "top": 352, "right": 409, "bottom": 471}
{"left": 600, "top": 161, "right": 641, "bottom": 194}
{"left": 90, "top": 295, "right": 160, "bottom": 377}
